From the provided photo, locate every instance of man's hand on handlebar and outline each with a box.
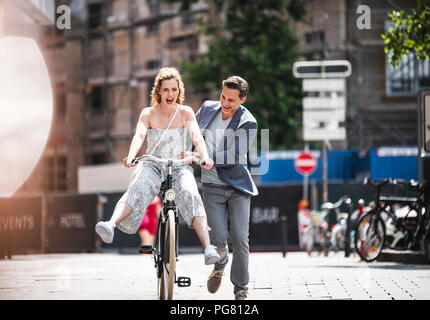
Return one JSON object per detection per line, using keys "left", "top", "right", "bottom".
{"left": 201, "top": 157, "right": 214, "bottom": 170}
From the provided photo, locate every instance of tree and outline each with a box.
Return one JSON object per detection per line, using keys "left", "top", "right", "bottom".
{"left": 381, "top": 0, "right": 430, "bottom": 68}
{"left": 163, "top": 0, "right": 307, "bottom": 149}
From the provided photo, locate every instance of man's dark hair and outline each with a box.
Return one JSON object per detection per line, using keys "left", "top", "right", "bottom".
{"left": 222, "top": 76, "right": 249, "bottom": 98}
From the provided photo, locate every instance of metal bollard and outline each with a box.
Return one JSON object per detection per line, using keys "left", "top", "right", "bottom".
{"left": 96, "top": 194, "right": 108, "bottom": 251}
{"left": 280, "top": 215, "right": 288, "bottom": 258}
{"left": 0, "top": 228, "right": 12, "bottom": 259}
{"left": 344, "top": 200, "right": 353, "bottom": 258}
{"left": 6, "top": 229, "right": 11, "bottom": 259}
{"left": 0, "top": 229, "right": 5, "bottom": 260}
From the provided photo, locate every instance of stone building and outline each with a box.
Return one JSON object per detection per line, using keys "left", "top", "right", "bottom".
{"left": 9, "top": 0, "right": 429, "bottom": 196}
{"left": 293, "top": 0, "right": 428, "bottom": 149}
{"left": 13, "top": 0, "right": 211, "bottom": 195}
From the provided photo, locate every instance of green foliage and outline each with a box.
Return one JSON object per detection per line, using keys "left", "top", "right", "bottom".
{"left": 381, "top": 0, "right": 430, "bottom": 68}
{"left": 164, "top": 0, "right": 306, "bottom": 149}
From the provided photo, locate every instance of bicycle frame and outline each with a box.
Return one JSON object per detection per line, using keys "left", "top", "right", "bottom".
{"left": 154, "top": 160, "right": 178, "bottom": 274}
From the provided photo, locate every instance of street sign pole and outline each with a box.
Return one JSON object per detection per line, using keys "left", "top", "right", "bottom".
{"left": 421, "top": 91, "right": 430, "bottom": 205}
{"left": 418, "top": 91, "right": 423, "bottom": 183}
{"left": 303, "top": 174, "right": 309, "bottom": 201}
{"left": 322, "top": 140, "right": 328, "bottom": 203}
{"left": 303, "top": 142, "right": 309, "bottom": 200}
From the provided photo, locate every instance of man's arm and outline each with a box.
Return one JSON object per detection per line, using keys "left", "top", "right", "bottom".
{"left": 183, "top": 106, "right": 213, "bottom": 170}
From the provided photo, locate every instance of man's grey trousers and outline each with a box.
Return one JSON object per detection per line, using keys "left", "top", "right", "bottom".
{"left": 202, "top": 182, "right": 251, "bottom": 294}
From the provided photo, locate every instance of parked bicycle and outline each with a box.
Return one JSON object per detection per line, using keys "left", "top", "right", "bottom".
{"left": 320, "top": 196, "right": 352, "bottom": 256}
{"left": 300, "top": 196, "right": 352, "bottom": 257}
{"left": 354, "top": 177, "right": 428, "bottom": 262}
{"left": 133, "top": 154, "right": 205, "bottom": 300}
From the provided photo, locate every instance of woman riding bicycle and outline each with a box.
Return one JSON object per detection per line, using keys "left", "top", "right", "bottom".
{"left": 95, "top": 67, "right": 220, "bottom": 265}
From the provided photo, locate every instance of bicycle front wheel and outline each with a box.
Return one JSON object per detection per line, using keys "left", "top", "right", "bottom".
{"left": 155, "top": 217, "right": 165, "bottom": 300}
{"left": 162, "top": 209, "right": 176, "bottom": 300}
{"left": 354, "top": 211, "right": 386, "bottom": 262}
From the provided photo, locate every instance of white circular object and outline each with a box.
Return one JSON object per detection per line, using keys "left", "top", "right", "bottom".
{"left": 0, "top": 37, "right": 53, "bottom": 197}
{"left": 166, "top": 189, "right": 176, "bottom": 201}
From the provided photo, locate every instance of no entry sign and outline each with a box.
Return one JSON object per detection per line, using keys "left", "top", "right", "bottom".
{"left": 295, "top": 151, "right": 317, "bottom": 176}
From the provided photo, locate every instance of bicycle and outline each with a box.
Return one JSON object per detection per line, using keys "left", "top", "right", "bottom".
{"left": 320, "top": 196, "right": 352, "bottom": 256}
{"left": 354, "top": 177, "right": 428, "bottom": 262}
{"left": 132, "top": 154, "right": 205, "bottom": 300}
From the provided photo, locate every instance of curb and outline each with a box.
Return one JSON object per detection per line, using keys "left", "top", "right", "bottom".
{"left": 377, "top": 249, "right": 429, "bottom": 265}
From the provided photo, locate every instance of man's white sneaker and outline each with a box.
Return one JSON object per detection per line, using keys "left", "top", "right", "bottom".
{"left": 95, "top": 221, "right": 115, "bottom": 244}
{"left": 204, "top": 245, "right": 220, "bottom": 265}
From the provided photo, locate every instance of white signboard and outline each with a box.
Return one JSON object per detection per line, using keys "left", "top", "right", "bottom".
{"left": 293, "top": 60, "right": 351, "bottom": 78}
{"left": 303, "top": 96, "right": 346, "bottom": 109}
{"left": 304, "top": 109, "right": 346, "bottom": 124}
{"left": 303, "top": 79, "right": 345, "bottom": 92}
{"left": 303, "top": 128, "right": 346, "bottom": 141}
{"left": 294, "top": 60, "right": 351, "bottom": 141}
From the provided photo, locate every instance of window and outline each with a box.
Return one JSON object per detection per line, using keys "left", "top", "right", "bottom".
{"left": 181, "top": 12, "right": 195, "bottom": 28}
{"left": 147, "top": 22, "right": 159, "bottom": 36}
{"left": 167, "top": 34, "right": 197, "bottom": 48}
{"left": 147, "top": 0, "right": 160, "bottom": 15}
{"left": 43, "top": 155, "right": 67, "bottom": 192}
{"left": 147, "top": 78, "right": 155, "bottom": 107}
{"left": 146, "top": 59, "right": 161, "bottom": 70}
{"left": 385, "top": 21, "right": 430, "bottom": 96}
{"left": 55, "top": 92, "right": 66, "bottom": 120}
{"left": 91, "top": 153, "right": 108, "bottom": 165}
{"left": 418, "top": 58, "right": 430, "bottom": 88}
{"left": 89, "top": 86, "right": 104, "bottom": 113}
{"left": 305, "top": 30, "right": 324, "bottom": 44}
{"left": 88, "top": 2, "right": 102, "bottom": 30}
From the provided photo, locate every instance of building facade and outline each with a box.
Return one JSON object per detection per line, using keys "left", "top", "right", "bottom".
{"left": 293, "top": 0, "right": 428, "bottom": 149}
{"left": 10, "top": 0, "right": 429, "bottom": 196}
{"left": 14, "top": 0, "right": 211, "bottom": 195}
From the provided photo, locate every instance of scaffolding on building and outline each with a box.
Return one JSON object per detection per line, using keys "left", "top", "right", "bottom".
{"left": 65, "top": 0, "right": 208, "bottom": 165}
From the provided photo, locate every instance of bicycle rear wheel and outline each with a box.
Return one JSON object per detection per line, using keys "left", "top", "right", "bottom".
{"left": 424, "top": 212, "right": 430, "bottom": 263}
{"left": 354, "top": 211, "right": 386, "bottom": 262}
{"left": 162, "top": 209, "right": 176, "bottom": 300}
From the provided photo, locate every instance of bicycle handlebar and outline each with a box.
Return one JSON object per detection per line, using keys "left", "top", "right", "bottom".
{"left": 321, "top": 195, "right": 351, "bottom": 210}
{"left": 131, "top": 154, "right": 205, "bottom": 166}
{"left": 363, "top": 177, "right": 425, "bottom": 193}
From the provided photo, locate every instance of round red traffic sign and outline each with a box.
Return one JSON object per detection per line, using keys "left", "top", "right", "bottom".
{"left": 295, "top": 151, "right": 317, "bottom": 175}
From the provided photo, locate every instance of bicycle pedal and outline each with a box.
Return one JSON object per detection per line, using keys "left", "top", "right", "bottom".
{"left": 139, "top": 245, "right": 153, "bottom": 254}
{"left": 177, "top": 276, "right": 191, "bottom": 287}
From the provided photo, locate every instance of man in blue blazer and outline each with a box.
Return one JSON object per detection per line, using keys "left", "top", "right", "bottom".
{"left": 186, "top": 76, "right": 258, "bottom": 300}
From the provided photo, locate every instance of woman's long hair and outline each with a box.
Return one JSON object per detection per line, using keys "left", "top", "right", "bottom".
{"left": 150, "top": 67, "right": 185, "bottom": 106}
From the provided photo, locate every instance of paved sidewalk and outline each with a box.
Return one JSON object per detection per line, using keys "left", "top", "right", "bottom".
{"left": 0, "top": 251, "right": 429, "bottom": 300}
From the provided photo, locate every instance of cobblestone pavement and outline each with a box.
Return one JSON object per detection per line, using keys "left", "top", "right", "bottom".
{"left": 0, "top": 251, "right": 429, "bottom": 300}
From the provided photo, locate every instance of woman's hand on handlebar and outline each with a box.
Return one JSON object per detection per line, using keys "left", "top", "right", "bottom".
{"left": 178, "top": 151, "right": 214, "bottom": 170}
{"left": 122, "top": 156, "right": 136, "bottom": 168}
